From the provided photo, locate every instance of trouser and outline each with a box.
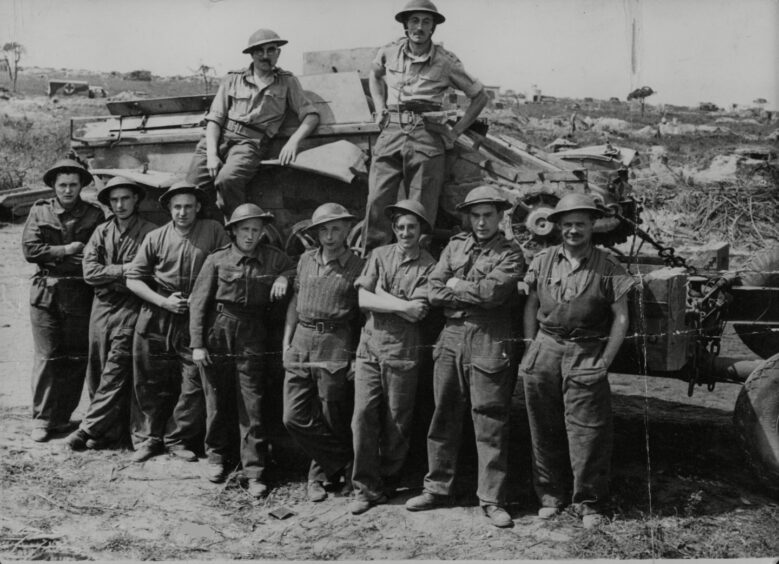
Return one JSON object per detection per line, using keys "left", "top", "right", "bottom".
{"left": 520, "top": 330, "right": 613, "bottom": 514}
{"left": 80, "top": 297, "right": 138, "bottom": 443}
{"left": 423, "top": 319, "right": 515, "bottom": 506}
{"left": 282, "top": 324, "right": 354, "bottom": 482}
{"left": 363, "top": 123, "right": 446, "bottom": 251}
{"left": 185, "top": 132, "right": 269, "bottom": 219}
{"left": 131, "top": 303, "right": 205, "bottom": 450}
{"left": 29, "top": 281, "right": 92, "bottom": 430}
{"left": 202, "top": 309, "right": 268, "bottom": 480}
{"left": 351, "top": 355, "right": 418, "bottom": 501}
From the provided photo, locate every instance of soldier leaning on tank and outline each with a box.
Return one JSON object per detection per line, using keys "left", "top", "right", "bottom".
{"left": 349, "top": 199, "right": 436, "bottom": 515}
{"left": 22, "top": 159, "right": 105, "bottom": 443}
{"left": 124, "top": 181, "right": 230, "bottom": 463}
{"left": 520, "top": 193, "right": 634, "bottom": 530}
{"left": 64, "top": 177, "right": 156, "bottom": 451}
{"left": 186, "top": 28, "right": 320, "bottom": 220}
{"left": 405, "top": 185, "right": 523, "bottom": 529}
{"left": 361, "top": 0, "right": 489, "bottom": 252}
{"left": 188, "top": 204, "right": 295, "bottom": 497}
{"left": 282, "top": 203, "right": 365, "bottom": 503}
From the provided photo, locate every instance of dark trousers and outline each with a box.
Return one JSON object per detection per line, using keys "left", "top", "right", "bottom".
{"left": 520, "top": 330, "right": 613, "bottom": 514}
{"left": 80, "top": 297, "right": 138, "bottom": 443}
{"left": 282, "top": 325, "right": 354, "bottom": 482}
{"left": 202, "top": 310, "right": 268, "bottom": 480}
{"left": 131, "top": 304, "right": 205, "bottom": 450}
{"left": 423, "top": 320, "right": 515, "bottom": 506}
{"left": 185, "top": 132, "right": 269, "bottom": 219}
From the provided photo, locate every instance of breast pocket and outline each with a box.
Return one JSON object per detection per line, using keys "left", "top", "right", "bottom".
{"left": 216, "top": 268, "right": 244, "bottom": 301}
{"left": 259, "top": 89, "right": 286, "bottom": 117}
{"left": 229, "top": 94, "right": 253, "bottom": 116}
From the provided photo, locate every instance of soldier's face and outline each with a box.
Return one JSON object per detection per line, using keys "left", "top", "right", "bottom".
{"left": 405, "top": 12, "right": 435, "bottom": 45}
{"left": 317, "top": 220, "right": 350, "bottom": 251}
{"left": 108, "top": 187, "right": 139, "bottom": 220}
{"left": 468, "top": 204, "right": 501, "bottom": 241}
{"left": 54, "top": 173, "right": 83, "bottom": 209}
{"left": 251, "top": 44, "right": 281, "bottom": 72}
{"left": 168, "top": 193, "right": 200, "bottom": 229}
{"left": 392, "top": 214, "right": 422, "bottom": 251}
{"left": 558, "top": 211, "right": 595, "bottom": 249}
{"left": 233, "top": 218, "right": 264, "bottom": 254}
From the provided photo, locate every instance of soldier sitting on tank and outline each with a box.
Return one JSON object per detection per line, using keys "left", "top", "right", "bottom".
{"left": 188, "top": 204, "right": 295, "bottom": 497}
{"left": 362, "top": 0, "right": 489, "bottom": 253}
{"left": 186, "top": 28, "right": 320, "bottom": 220}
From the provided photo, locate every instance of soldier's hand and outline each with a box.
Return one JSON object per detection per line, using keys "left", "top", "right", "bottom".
{"left": 193, "top": 347, "right": 211, "bottom": 367}
{"left": 160, "top": 291, "right": 189, "bottom": 314}
{"left": 375, "top": 109, "right": 390, "bottom": 129}
{"left": 207, "top": 153, "right": 223, "bottom": 179}
{"left": 65, "top": 253, "right": 84, "bottom": 266}
{"left": 270, "top": 276, "right": 289, "bottom": 301}
{"left": 278, "top": 139, "right": 300, "bottom": 166}
{"left": 403, "top": 299, "right": 429, "bottom": 322}
{"left": 64, "top": 241, "right": 85, "bottom": 255}
{"left": 446, "top": 277, "right": 462, "bottom": 289}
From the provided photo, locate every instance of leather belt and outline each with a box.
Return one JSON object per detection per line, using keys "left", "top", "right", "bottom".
{"left": 299, "top": 319, "right": 350, "bottom": 333}
{"left": 387, "top": 103, "right": 442, "bottom": 114}
{"left": 216, "top": 302, "right": 263, "bottom": 318}
{"left": 224, "top": 118, "right": 266, "bottom": 140}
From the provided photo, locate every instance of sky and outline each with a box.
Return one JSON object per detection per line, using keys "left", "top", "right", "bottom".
{"left": 1, "top": 0, "right": 777, "bottom": 108}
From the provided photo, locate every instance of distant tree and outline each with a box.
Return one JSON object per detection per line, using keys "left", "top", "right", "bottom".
{"left": 627, "top": 85, "right": 655, "bottom": 116}
{"left": 193, "top": 64, "right": 216, "bottom": 94}
{"left": 2, "top": 42, "right": 25, "bottom": 92}
{"left": 124, "top": 69, "right": 152, "bottom": 82}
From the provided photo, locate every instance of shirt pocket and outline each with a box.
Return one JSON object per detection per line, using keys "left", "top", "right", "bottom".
{"left": 216, "top": 268, "right": 244, "bottom": 302}
{"left": 257, "top": 87, "right": 287, "bottom": 120}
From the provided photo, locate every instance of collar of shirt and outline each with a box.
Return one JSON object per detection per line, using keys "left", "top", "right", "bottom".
{"left": 462, "top": 232, "right": 502, "bottom": 255}
{"left": 393, "top": 243, "right": 421, "bottom": 264}
{"left": 111, "top": 213, "right": 139, "bottom": 233}
{"left": 52, "top": 197, "right": 88, "bottom": 218}
{"left": 401, "top": 40, "right": 435, "bottom": 64}
{"left": 555, "top": 244, "right": 595, "bottom": 272}
{"left": 228, "top": 243, "right": 264, "bottom": 266}
{"left": 242, "top": 64, "right": 279, "bottom": 88}
{"left": 316, "top": 247, "right": 352, "bottom": 268}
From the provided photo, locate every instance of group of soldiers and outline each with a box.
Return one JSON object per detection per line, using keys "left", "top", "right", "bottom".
{"left": 21, "top": 0, "right": 634, "bottom": 530}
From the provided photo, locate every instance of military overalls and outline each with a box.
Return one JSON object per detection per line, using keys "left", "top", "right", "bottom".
{"left": 22, "top": 197, "right": 104, "bottom": 431}
{"left": 125, "top": 219, "right": 229, "bottom": 451}
{"left": 363, "top": 39, "right": 484, "bottom": 250}
{"left": 80, "top": 214, "right": 157, "bottom": 444}
{"left": 186, "top": 65, "right": 319, "bottom": 218}
{"left": 282, "top": 247, "right": 364, "bottom": 483}
{"left": 423, "top": 231, "right": 523, "bottom": 506}
{"left": 189, "top": 243, "right": 295, "bottom": 480}
{"left": 520, "top": 245, "right": 634, "bottom": 514}
{"left": 351, "top": 243, "right": 436, "bottom": 502}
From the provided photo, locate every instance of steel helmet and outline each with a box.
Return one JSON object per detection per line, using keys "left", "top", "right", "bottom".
{"left": 304, "top": 202, "right": 356, "bottom": 233}
{"left": 43, "top": 158, "right": 93, "bottom": 188}
{"left": 242, "top": 29, "right": 288, "bottom": 54}
{"left": 547, "top": 193, "right": 604, "bottom": 223}
{"left": 158, "top": 180, "right": 206, "bottom": 206}
{"left": 225, "top": 203, "right": 275, "bottom": 228}
{"left": 395, "top": 0, "right": 446, "bottom": 24}
{"left": 97, "top": 176, "right": 145, "bottom": 206}
{"left": 456, "top": 185, "right": 512, "bottom": 212}
{"left": 384, "top": 199, "right": 432, "bottom": 232}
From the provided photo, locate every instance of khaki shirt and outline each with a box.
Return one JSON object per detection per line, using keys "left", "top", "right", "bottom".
{"left": 373, "top": 39, "right": 483, "bottom": 107}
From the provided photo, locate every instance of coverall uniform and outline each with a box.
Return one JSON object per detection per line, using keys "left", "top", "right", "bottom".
{"left": 364, "top": 39, "right": 484, "bottom": 250}
{"left": 186, "top": 65, "right": 319, "bottom": 217}
{"left": 423, "top": 231, "right": 523, "bottom": 507}
{"left": 520, "top": 245, "right": 634, "bottom": 514}
{"left": 189, "top": 243, "right": 295, "bottom": 480}
{"left": 22, "top": 197, "right": 104, "bottom": 432}
{"left": 80, "top": 214, "right": 157, "bottom": 444}
{"left": 351, "top": 243, "right": 436, "bottom": 502}
{"left": 283, "top": 247, "right": 364, "bottom": 484}
{"left": 125, "top": 219, "right": 229, "bottom": 451}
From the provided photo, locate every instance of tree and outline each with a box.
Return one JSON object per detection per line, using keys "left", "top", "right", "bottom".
{"left": 2, "top": 42, "right": 25, "bottom": 92}
{"left": 193, "top": 64, "right": 216, "bottom": 94}
{"left": 627, "top": 85, "right": 655, "bottom": 116}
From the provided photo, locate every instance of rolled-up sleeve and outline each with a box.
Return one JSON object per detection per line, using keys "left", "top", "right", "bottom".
{"left": 448, "top": 58, "right": 483, "bottom": 99}
{"left": 286, "top": 76, "right": 319, "bottom": 121}
{"left": 205, "top": 77, "right": 231, "bottom": 127}
{"left": 354, "top": 252, "right": 380, "bottom": 292}
{"left": 124, "top": 232, "right": 155, "bottom": 282}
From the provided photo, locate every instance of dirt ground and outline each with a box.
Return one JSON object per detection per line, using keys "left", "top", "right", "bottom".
{"left": 1, "top": 217, "right": 778, "bottom": 561}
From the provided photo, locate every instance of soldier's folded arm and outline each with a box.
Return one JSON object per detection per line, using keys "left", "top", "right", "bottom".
{"left": 448, "top": 252, "right": 524, "bottom": 308}
{"left": 21, "top": 211, "right": 72, "bottom": 264}
{"left": 427, "top": 249, "right": 459, "bottom": 307}
{"left": 81, "top": 231, "right": 125, "bottom": 286}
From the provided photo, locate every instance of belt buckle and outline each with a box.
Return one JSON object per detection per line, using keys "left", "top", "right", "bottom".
{"left": 216, "top": 303, "right": 224, "bottom": 313}
{"left": 315, "top": 321, "right": 326, "bottom": 333}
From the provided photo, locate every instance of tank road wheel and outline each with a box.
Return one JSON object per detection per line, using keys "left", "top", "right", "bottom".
{"left": 733, "top": 353, "right": 779, "bottom": 497}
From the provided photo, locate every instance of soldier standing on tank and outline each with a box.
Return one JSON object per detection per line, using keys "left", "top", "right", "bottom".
{"left": 125, "top": 181, "right": 229, "bottom": 463}
{"left": 65, "top": 177, "right": 156, "bottom": 451}
{"left": 520, "top": 193, "right": 634, "bottom": 529}
{"left": 189, "top": 204, "right": 295, "bottom": 496}
{"left": 405, "top": 185, "right": 522, "bottom": 528}
{"left": 22, "top": 159, "right": 104, "bottom": 442}
{"left": 361, "top": 0, "right": 489, "bottom": 252}
{"left": 186, "top": 28, "right": 320, "bottom": 220}
{"left": 349, "top": 199, "right": 436, "bottom": 515}
{"left": 282, "top": 203, "right": 364, "bottom": 502}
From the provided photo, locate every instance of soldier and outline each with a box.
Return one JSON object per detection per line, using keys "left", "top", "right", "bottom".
{"left": 350, "top": 199, "right": 436, "bottom": 515}
{"left": 520, "top": 193, "right": 634, "bottom": 529}
{"left": 405, "top": 185, "right": 523, "bottom": 529}
{"left": 189, "top": 204, "right": 295, "bottom": 496}
{"left": 65, "top": 177, "right": 156, "bottom": 451}
{"left": 282, "top": 203, "right": 364, "bottom": 502}
{"left": 125, "top": 181, "right": 229, "bottom": 463}
{"left": 22, "top": 159, "right": 104, "bottom": 442}
{"left": 362, "top": 0, "right": 489, "bottom": 251}
{"left": 186, "top": 28, "right": 320, "bottom": 219}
